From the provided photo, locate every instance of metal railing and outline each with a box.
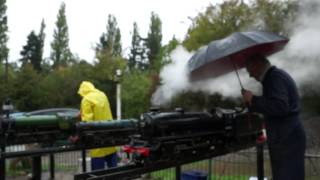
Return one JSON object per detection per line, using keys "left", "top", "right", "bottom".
{"left": 3, "top": 132, "right": 320, "bottom": 180}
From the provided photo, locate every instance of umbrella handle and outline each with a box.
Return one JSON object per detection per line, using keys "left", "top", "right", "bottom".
{"left": 229, "top": 57, "right": 252, "bottom": 108}
{"left": 229, "top": 57, "right": 244, "bottom": 90}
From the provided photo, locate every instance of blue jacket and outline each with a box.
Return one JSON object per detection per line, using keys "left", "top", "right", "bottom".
{"left": 251, "top": 66, "right": 305, "bottom": 180}
{"left": 251, "top": 66, "right": 302, "bottom": 144}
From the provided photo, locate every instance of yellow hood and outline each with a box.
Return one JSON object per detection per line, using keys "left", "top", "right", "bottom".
{"left": 78, "top": 81, "right": 96, "bottom": 97}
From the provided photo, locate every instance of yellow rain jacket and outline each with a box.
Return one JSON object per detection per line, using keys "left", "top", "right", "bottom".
{"left": 78, "top": 81, "right": 117, "bottom": 158}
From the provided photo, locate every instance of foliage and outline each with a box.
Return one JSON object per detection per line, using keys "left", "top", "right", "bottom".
{"left": 183, "top": 0, "right": 252, "bottom": 51}
{"left": 128, "top": 22, "right": 147, "bottom": 70}
{"left": 122, "top": 70, "right": 152, "bottom": 118}
{"left": 96, "top": 14, "right": 122, "bottom": 57}
{"left": 251, "top": 0, "right": 299, "bottom": 36}
{"left": 183, "top": 0, "right": 298, "bottom": 51}
{"left": 300, "top": 82, "right": 320, "bottom": 115}
{"left": 0, "top": 63, "right": 15, "bottom": 109}
{"left": 20, "top": 30, "right": 43, "bottom": 72}
{"left": 94, "top": 50, "right": 127, "bottom": 82}
{"left": 183, "top": 0, "right": 250, "bottom": 50}
{"left": 145, "top": 12, "right": 162, "bottom": 72}
{"left": 11, "top": 64, "right": 42, "bottom": 111}
{"left": 0, "top": 0, "right": 8, "bottom": 65}
{"left": 39, "top": 19, "right": 46, "bottom": 66}
{"left": 50, "top": 2, "right": 73, "bottom": 69}
{"left": 161, "top": 36, "right": 180, "bottom": 65}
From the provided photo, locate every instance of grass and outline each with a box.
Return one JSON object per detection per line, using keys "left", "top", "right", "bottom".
{"left": 6, "top": 163, "right": 78, "bottom": 177}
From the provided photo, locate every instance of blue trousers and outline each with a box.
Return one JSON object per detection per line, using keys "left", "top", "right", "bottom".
{"left": 268, "top": 124, "right": 306, "bottom": 180}
{"left": 91, "top": 153, "right": 118, "bottom": 170}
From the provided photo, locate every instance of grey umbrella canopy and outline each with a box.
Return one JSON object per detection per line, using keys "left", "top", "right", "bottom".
{"left": 188, "top": 31, "right": 289, "bottom": 82}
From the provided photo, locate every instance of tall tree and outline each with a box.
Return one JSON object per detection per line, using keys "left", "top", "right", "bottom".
{"left": 252, "top": 0, "right": 298, "bottom": 35}
{"left": 96, "top": 14, "right": 122, "bottom": 57}
{"left": 50, "top": 2, "right": 72, "bottom": 69}
{"left": 145, "top": 12, "right": 162, "bottom": 71}
{"left": 183, "top": 0, "right": 252, "bottom": 51}
{"left": 183, "top": 0, "right": 298, "bottom": 51}
{"left": 19, "top": 20, "right": 46, "bottom": 72}
{"left": 20, "top": 31, "right": 42, "bottom": 72}
{"left": 128, "top": 22, "right": 147, "bottom": 70}
{"left": 0, "top": 0, "right": 8, "bottom": 81}
{"left": 39, "top": 19, "right": 46, "bottom": 63}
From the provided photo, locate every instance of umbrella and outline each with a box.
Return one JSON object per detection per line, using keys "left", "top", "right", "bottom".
{"left": 188, "top": 31, "right": 289, "bottom": 86}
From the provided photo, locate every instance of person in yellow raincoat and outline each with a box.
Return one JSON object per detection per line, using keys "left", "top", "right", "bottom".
{"left": 78, "top": 81, "right": 118, "bottom": 170}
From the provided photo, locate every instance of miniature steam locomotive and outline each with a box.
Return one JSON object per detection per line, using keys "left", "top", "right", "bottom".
{"left": 0, "top": 107, "right": 263, "bottom": 162}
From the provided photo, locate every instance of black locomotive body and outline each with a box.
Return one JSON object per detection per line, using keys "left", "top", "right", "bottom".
{"left": 130, "top": 107, "right": 263, "bottom": 163}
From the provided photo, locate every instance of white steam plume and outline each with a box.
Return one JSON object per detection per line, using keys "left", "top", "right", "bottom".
{"left": 151, "top": 46, "right": 261, "bottom": 106}
{"left": 273, "top": 0, "right": 320, "bottom": 87}
{"left": 151, "top": 46, "right": 192, "bottom": 106}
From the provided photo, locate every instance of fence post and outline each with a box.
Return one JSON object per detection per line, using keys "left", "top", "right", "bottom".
{"left": 0, "top": 146, "right": 5, "bottom": 180}
{"left": 257, "top": 142, "right": 264, "bottom": 180}
{"left": 31, "top": 155, "right": 42, "bottom": 180}
{"left": 208, "top": 158, "right": 212, "bottom": 180}
{"left": 82, "top": 149, "right": 86, "bottom": 172}
{"left": 176, "top": 165, "right": 181, "bottom": 180}
{"left": 49, "top": 153, "right": 55, "bottom": 179}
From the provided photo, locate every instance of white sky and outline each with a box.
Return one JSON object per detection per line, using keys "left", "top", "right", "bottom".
{"left": 7, "top": 0, "right": 222, "bottom": 63}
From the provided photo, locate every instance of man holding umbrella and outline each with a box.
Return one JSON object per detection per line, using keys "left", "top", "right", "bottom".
{"left": 188, "top": 31, "right": 306, "bottom": 180}
{"left": 242, "top": 54, "right": 306, "bottom": 180}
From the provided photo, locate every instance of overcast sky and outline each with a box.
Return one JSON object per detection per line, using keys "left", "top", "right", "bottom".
{"left": 6, "top": 0, "right": 222, "bottom": 63}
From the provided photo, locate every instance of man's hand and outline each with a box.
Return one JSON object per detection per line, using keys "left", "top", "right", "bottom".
{"left": 68, "top": 135, "right": 79, "bottom": 143}
{"left": 241, "top": 89, "right": 253, "bottom": 106}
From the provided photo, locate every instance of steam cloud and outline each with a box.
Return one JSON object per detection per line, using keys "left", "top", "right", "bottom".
{"left": 151, "top": 46, "right": 192, "bottom": 106}
{"left": 274, "top": 0, "right": 320, "bottom": 85}
{"left": 152, "top": 0, "right": 320, "bottom": 106}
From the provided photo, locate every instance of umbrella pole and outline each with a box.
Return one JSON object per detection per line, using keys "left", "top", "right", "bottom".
{"left": 229, "top": 57, "right": 244, "bottom": 90}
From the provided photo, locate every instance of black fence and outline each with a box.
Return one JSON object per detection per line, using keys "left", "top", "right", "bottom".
{"left": 3, "top": 120, "right": 320, "bottom": 180}
{"left": 4, "top": 145, "right": 320, "bottom": 180}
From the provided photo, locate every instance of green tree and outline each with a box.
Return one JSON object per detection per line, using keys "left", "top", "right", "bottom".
{"left": 96, "top": 14, "right": 122, "bottom": 57}
{"left": 94, "top": 14, "right": 126, "bottom": 91}
{"left": 128, "top": 22, "right": 147, "bottom": 70}
{"left": 34, "top": 60, "right": 96, "bottom": 109}
{"left": 161, "top": 36, "right": 180, "bottom": 65}
{"left": 301, "top": 82, "right": 320, "bottom": 115}
{"left": 183, "top": 0, "right": 298, "bottom": 51}
{"left": 183, "top": 0, "right": 252, "bottom": 51}
{"left": 94, "top": 50, "right": 127, "bottom": 82}
{"left": 0, "top": 63, "right": 14, "bottom": 105}
{"left": 122, "top": 70, "right": 152, "bottom": 118}
{"left": 20, "top": 20, "right": 45, "bottom": 72}
{"left": 0, "top": 0, "right": 8, "bottom": 83}
{"left": 252, "top": 0, "right": 299, "bottom": 35}
{"left": 20, "top": 31, "right": 43, "bottom": 72}
{"left": 145, "top": 12, "right": 162, "bottom": 72}
{"left": 11, "top": 64, "right": 42, "bottom": 111}
{"left": 0, "top": 0, "right": 7, "bottom": 62}
{"left": 39, "top": 19, "right": 46, "bottom": 65}
{"left": 50, "top": 2, "right": 73, "bottom": 69}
